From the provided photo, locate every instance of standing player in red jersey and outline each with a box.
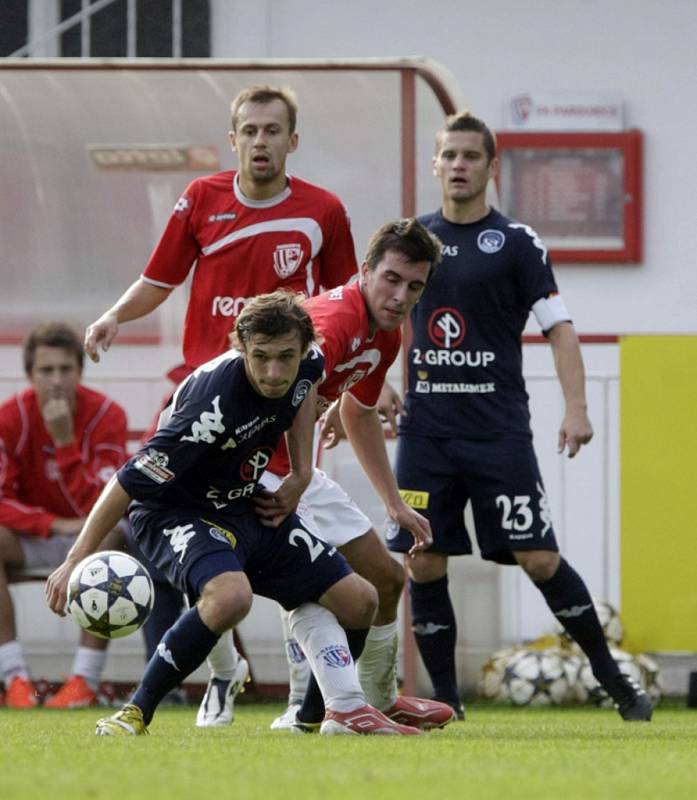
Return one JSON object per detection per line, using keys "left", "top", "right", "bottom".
{"left": 83, "top": 85, "right": 359, "bottom": 724}
{"left": 84, "top": 85, "right": 357, "bottom": 372}
{"left": 202, "top": 219, "right": 456, "bottom": 733}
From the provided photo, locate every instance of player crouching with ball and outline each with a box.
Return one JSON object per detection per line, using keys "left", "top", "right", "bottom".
{"left": 46, "top": 291, "right": 421, "bottom": 736}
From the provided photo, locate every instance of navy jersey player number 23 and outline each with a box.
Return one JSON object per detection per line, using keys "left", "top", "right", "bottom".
{"left": 400, "top": 207, "right": 571, "bottom": 440}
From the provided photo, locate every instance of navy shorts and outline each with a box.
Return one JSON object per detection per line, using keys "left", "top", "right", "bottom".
{"left": 129, "top": 503, "right": 353, "bottom": 610}
{"left": 387, "top": 434, "right": 559, "bottom": 564}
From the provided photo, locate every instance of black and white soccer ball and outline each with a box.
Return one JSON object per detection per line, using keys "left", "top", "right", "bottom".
{"left": 556, "top": 597, "right": 624, "bottom": 650}
{"left": 501, "top": 649, "right": 572, "bottom": 706}
{"left": 68, "top": 551, "right": 154, "bottom": 639}
{"left": 478, "top": 647, "right": 521, "bottom": 701}
{"left": 636, "top": 653, "right": 664, "bottom": 705}
{"left": 574, "top": 647, "right": 643, "bottom": 707}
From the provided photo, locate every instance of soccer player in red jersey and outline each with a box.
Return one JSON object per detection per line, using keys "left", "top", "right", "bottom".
{"left": 84, "top": 85, "right": 357, "bottom": 371}
{"left": 0, "top": 323, "right": 127, "bottom": 709}
{"left": 204, "top": 219, "right": 456, "bottom": 732}
{"left": 83, "top": 85, "right": 359, "bottom": 720}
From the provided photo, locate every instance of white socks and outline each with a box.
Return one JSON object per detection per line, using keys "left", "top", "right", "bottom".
{"left": 0, "top": 640, "right": 29, "bottom": 683}
{"left": 288, "top": 603, "right": 365, "bottom": 713}
{"left": 279, "top": 607, "right": 310, "bottom": 705}
{"left": 205, "top": 629, "right": 240, "bottom": 681}
{"left": 357, "top": 621, "right": 399, "bottom": 710}
{"left": 71, "top": 646, "right": 107, "bottom": 691}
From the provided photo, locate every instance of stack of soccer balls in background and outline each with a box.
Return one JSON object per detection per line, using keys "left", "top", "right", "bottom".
{"left": 478, "top": 599, "right": 663, "bottom": 708}
{"left": 68, "top": 551, "right": 154, "bottom": 639}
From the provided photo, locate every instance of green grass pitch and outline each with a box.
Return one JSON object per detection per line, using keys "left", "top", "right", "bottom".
{"left": 2, "top": 701, "right": 696, "bottom": 800}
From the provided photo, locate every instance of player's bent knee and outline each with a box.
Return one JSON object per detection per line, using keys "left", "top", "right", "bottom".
{"left": 407, "top": 551, "right": 448, "bottom": 583}
{"left": 321, "top": 573, "right": 378, "bottom": 629}
{"left": 198, "top": 572, "right": 253, "bottom": 632}
{"left": 373, "top": 558, "right": 404, "bottom": 609}
{"left": 515, "top": 550, "right": 560, "bottom": 583}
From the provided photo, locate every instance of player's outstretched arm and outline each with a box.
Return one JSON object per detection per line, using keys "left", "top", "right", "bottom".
{"left": 45, "top": 475, "right": 132, "bottom": 615}
{"left": 340, "top": 391, "right": 432, "bottom": 556}
{"left": 85, "top": 278, "right": 173, "bottom": 362}
{"left": 548, "top": 321, "right": 594, "bottom": 458}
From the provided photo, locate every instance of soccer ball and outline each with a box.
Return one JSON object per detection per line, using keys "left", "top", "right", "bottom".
{"left": 68, "top": 551, "right": 154, "bottom": 639}
{"left": 501, "top": 649, "right": 572, "bottom": 706}
{"left": 556, "top": 597, "right": 624, "bottom": 649}
{"left": 593, "top": 599, "right": 624, "bottom": 645}
{"left": 574, "top": 647, "right": 643, "bottom": 707}
{"left": 636, "top": 653, "right": 663, "bottom": 705}
{"left": 478, "top": 647, "right": 521, "bottom": 700}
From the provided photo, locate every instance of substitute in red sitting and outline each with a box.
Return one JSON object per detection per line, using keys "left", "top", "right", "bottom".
{"left": 0, "top": 323, "right": 127, "bottom": 708}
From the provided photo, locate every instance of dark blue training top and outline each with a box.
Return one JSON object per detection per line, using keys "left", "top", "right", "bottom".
{"left": 400, "top": 208, "right": 560, "bottom": 440}
{"left": 118, "top": 346, "right": 323, "bottom": 514}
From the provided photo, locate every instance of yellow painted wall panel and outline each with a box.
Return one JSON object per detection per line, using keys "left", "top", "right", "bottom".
{"left": 621, "top": 336, "right": 697, "bottom": 651}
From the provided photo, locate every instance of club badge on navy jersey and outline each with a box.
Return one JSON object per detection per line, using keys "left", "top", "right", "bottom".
{"left": 477, "top": 229, "right": 506, "bottom": 254}
{"left": 292, "top": 379, "right": 312, "bottom": 407}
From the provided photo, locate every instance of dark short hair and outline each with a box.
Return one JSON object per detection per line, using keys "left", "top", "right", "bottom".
{"left": 231, "top": 290, "right": 316, "bottom": 353}
{"left": 436, "top": 110, "right": 497, "bottom": 163}
{"left": 230, "top": 85, "right": 298, "bottom": 133}
{"left": 364, "top": 218, "right": 442, "bottom": 279}
{"left": 23, "top": 322, "right": 84, "bottom": 374}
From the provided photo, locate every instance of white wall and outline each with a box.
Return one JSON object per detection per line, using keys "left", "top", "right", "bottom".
{"left": 211, "top": 0, "right": 697, "bottom": 337}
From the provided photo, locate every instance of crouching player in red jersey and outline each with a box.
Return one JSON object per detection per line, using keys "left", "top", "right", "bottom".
{"left": 202, "top": 219, "right": 456, "bottom": 733}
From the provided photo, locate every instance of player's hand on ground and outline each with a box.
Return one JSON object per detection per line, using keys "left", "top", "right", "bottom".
{"left": 377, "top": 381, "right": 403, "bottom": 436}
{"left": 84, "top": 313, "right": 119, "bottom": 363}
{"left": 320, "top": 400, "right": 346, "bottom": 449}
{"left": 254, "top": 472, "right": 308, "bottom": 527}
{"left": 390, "top": 504, "right": 432, "bottom": 557}
{"left": 45, "top": 559, "right": 75, "bottom": 616}
{"left": 558, "top": 409, "right": 593, "bottom": 458}
{"left": 41, "top": 392, "right": 75, "bottom": 446}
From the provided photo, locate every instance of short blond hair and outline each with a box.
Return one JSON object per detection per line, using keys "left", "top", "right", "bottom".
{"left": 230, "top": 85, "right": 298, "bottom": 133}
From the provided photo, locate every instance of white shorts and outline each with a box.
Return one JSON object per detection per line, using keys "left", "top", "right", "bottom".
{"left": 19, "top": 533, "right": 76, "bottom": 571}
{"left": 261, "top": 468, "right": 372, "bottom": 548}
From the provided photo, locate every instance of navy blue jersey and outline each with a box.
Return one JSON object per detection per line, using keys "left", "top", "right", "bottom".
{"left": 118, "top": 346, "right": 323, "bottom": 514}
{"left": 400, "top": 208, "right": 560, "bottom": 439}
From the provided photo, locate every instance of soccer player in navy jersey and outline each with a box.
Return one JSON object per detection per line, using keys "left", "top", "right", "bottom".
{"left": 46, "top": 292, "right": 420, "bottom": 736}
{"left": 386, "top": 111, "right": 652, "bottom": 722}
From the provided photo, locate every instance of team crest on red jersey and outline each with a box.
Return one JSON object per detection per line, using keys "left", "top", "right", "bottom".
{"left": 273, "top": 243, "right": 304, "bottom": 278}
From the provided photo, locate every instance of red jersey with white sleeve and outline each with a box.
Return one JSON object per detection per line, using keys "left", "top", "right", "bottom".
{"left": 142, "top": 170, "right": 358, "bottom": 369}
{"left": 0, "top": 386, "right": 128, "bottom": 538}
{"left": 267, "top": 281, "right": 401, "bottom": 475}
